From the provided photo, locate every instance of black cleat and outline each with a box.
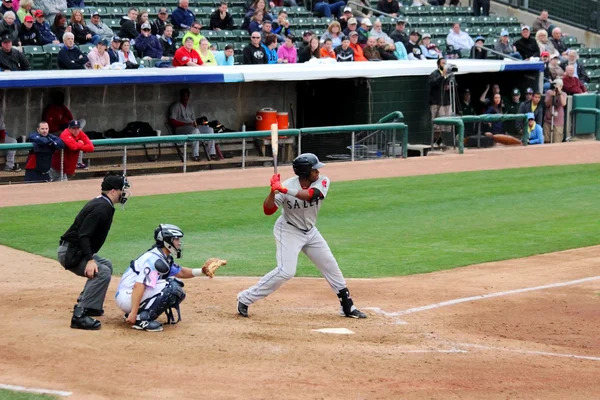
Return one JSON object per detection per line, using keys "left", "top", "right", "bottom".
{"left": 340, "top": 306, "right": 367, "bottom": 319}
{"left": 71, "top": 306, "right": 102, "bottom": 330}
{"left": 237, "top": 301, "right": 249, "bottom": 317}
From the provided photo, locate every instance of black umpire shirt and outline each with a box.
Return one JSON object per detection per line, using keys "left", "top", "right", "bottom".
{"left": 60, "top": 194, "right": 115, "bottom": 261}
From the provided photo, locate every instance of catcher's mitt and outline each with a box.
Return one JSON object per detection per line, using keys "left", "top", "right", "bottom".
{"left": 201, "top": 258, "right": 227, "bottom": 278}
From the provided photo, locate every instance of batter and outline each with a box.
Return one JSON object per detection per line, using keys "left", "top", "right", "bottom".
{"left": 237, "top": 153, "right": 367, "bottom": 319}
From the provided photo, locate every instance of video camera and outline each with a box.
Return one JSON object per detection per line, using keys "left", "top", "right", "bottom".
{"left": 549, "top": 82, "right": 557, "bottom": 91}
{"left": 446, "top": 63, "right": 458, "bottom": 73}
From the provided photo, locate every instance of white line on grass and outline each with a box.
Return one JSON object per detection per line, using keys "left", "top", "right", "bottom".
{"left": 0, "top": 383, "right": 72, "bottom": 397}
{"left": 365, "top": 275, "right": 600, "bottom": 320}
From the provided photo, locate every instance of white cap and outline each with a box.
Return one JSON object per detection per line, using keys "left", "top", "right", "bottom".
{"left": 343, "top": 6, "right": 352, "bottom": 12}
{"left": 361, "top": 18, "right": 372, "bottom": 26}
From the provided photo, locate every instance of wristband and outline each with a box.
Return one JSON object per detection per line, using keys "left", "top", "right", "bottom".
{"left": 192, "top": 268, "right": 203, "bottom": 277}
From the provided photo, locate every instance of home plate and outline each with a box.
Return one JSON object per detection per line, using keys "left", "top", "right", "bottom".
{"left": 312, "top": 328, "right": 355, "bottom": 335}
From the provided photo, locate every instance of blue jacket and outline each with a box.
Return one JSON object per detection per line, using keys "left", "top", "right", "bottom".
{"left": 261, "top": 43, "right": 278, "bottom": 64}
{"left": 34, "top": 21, "right": 57, "bottom": 45}
{"left": 171, "top": 7, "right": 195, "bottom": 30}
{"left": 27, "top": 132, "right": 64, "bottom": 173}
{"left": 135, "top": 33, "right": 163, "bottom": 59}
{"left": 527, "top": 123, "right": 544, "bottom": 144}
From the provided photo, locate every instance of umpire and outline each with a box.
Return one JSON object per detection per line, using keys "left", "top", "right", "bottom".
{"left": 57, "top": 174, "right": 131, "bottom": 330}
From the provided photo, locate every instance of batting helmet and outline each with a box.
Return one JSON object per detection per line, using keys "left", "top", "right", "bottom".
{"left": 155, "top": 224, "right": 184, "bottom": 259}
{"left": 292, "top": 153, "right": 325, "bottom": 178}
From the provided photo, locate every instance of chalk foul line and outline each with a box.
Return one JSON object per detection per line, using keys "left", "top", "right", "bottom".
{"left": 365, "top": 275, "right": 600, "bottom": 318}
{"left": 451, "top": 342, "right": 600, "bottom": 362}
{"left": 0, "top": 383, "right": 72, "bottom": 397}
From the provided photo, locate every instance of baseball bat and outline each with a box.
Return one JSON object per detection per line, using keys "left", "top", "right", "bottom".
{"left": 271, "top": 123, "right": 279, "bottom": 174}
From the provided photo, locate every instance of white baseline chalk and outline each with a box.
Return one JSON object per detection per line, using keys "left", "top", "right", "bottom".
{"left": 0, "top": 383, "right": 72, "bottom": 397}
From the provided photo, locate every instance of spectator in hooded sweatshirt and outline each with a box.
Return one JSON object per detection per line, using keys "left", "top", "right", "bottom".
{"left": 49, "top": 119, "right": 94, "bottom": 182}
{"left": 119, "top": 8, "right": 139, "bottom": 41}
{"left": 135, "top": 22, "right": 163, "bottom": 59}
{"left": 277, "top": 34, "right": 297, "bottom": 63}
{"left": 513, "top": 26, "right": 539, "bottom": 60}
{"left": 198, "top": 37, "right": 217, "bottom": 65}
{"left": 470, "top": 36, "right": 487, "bottom": 59}
{"left": 525, "top": 112, "right": 544, "bottom": 145}
{"left": 335, "top": 36, "right": 354, "bottom": 62}
{"left": 261, "top": 33, "right": 279, "bottom": 64}
{"left": 214, "top": 43, "right": 234, "bottom": 65}
{"left": 57, "top": 32, "right": 88, "bottom": 69}
{"left": 446, "top": 22, "right": 473, "bottom": 52}
{"left": 86, "top": 38, "right": 110, "bottom": 69}
{"left": 243, "top": 31, "right": 267, "bottom": 64}
{"left": 210, "top": 2, "right": 234, "bottom": 31}
{"left": 34, "top": 9, "right": 59, "bottom": 44}
{"left": 88, "top": 12, "right": 114, "bottom": 43}
{"left": 18, "top": 14, "right": 41, "bottom": 45}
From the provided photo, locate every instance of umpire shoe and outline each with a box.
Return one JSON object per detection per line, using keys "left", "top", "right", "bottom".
{"left": 132, "top": 319, "right": 163, "bottom": 332}
{"left": 71, "top": 306, "right": 102, "bottom": 330}
{"left": 339, "top": 306, "right": 367, "bottom": 319}
{"left": 73, "top": 304, "right": 104, "bottom": 317}
{"left": 237, "top": 301, "right": 249, "bottom": 318}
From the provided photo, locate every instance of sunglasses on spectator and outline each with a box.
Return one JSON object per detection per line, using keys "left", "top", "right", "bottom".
{"left": 251, "top": 35, "right": 260, "bottom": 39}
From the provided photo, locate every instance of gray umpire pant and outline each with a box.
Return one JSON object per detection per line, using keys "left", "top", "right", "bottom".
{"left": 57, "top": 244, "right": 113, "bottom": 311}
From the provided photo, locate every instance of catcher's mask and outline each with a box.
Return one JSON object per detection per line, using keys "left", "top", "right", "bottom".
{"left": 155, "top": 224, "right": 184, "bottom": 259}
{"left": 292, "top": 153, "right": 325, "bottom": 178}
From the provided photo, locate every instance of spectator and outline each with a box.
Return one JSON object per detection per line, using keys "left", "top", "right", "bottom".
{"left": 0, "top": 114, "right": 21, "bottom": 172}
{"left": 470, "top": 36, "right": 487, "bottom": 59}
{"left": 0, "top": 34, "right": 29, "bottom": 70}
{"left": 494, "top": 30, "right": 522, "bottom": 59}
{"left": 525, "top": 112, "right": 544, "bottom": 144}
{"left": 18, "top": 15, "right": 41, "bottom": 45}
{"left": 24, "top": 121, "right": 64, "bottom": 183}
{"left": 118, "top": 37, "right": 137, "bottom": 67}
{"left": 169, "top": 88, "right": 217, "bottom": 160}
{"left": 319, "top": 37, "right": 335, "bottom": 59}
{"left": 261, "top": 33, "right": 279, "bottom": 63}
{"left": 107, "top": 35, "right": 120, "bottom": 63}
{"left": 532, "top": 10, "right": 550, "bottom": 34}
{"left": 277, "top": 34, "right": 297, "bottom": 63}
{"left": 562, "top": 64, "right": 587, "bottom": 95}
{"left": 298, "top": 36, "right": 320, "bottom": 63}
{"left": 524, "top": 87, "right": 534, "bottom": 103}
{"left": 313, "top": 0, "right": 346, "bottom": 19}
{"left": 36, "top": 0, "right": 67, "bottom": 28}
{"left": 34, "top": 10, "right": 58, "bottom": 44}
{"left": 420, "top": 33, "right": 442, "bottom": 59}
{"left": 182, "top": 21, "right": 205, "bottom": 51}
{"left": 298, "top": 30, "right": 312, "bottom": 53}
{"left": 446, "top": 23, "right": 473, "bottom": 52}
{"left": 335, "top": 36, "right": 354, "bottom": 62}
{"left": 248, "top": 10, "right": 265, "bottom": 34}
{"left": 16, "top": 0, "right": 34, "bottom": 24}
{"left": 459, "top": 89, "right": 476, "bottom": 136}
{"left": 198, "top": 37, "right": 216, "bottom": 65}
{"left": 51, "top": 12, "right": 68, "bottom": 43}
{"left": 210, "top": 2, "right": 234, "bottom": 31}
{"left": 86, "top": 38, "right": 110, "bottom": 68}
{"left": 261, "top": 20, "right": 274, "bottom": 41}
{"left": 516, "top": 91, "right": 543, "bottom": 135}
{"left": 119, "top": 8, "right": 139, "bottom": 41}
{"left": 479, "top": 83, "right": 508, "bottom": 108}
{"left": 214, "top": 43, "right": 234, "bottom": 65}
{"left": 42, "top": 91, "right": 74, "bottom": 134}
{"left": 550, "top": 27, "right": 568, "bottom": 58}
{"left": 473, "top": 0, "right": 490, "bottom": 17}
{"left": 376, "top": 37, "right": 397, "bottom": 60}
{"left": 404, "top": 30, "right": 420, "bottom": 58}
{"left": 57, "top": 32, "right": 88, "bottom": 69}
{"left": 173, "top": 36, "right": 202, "bottom": 66}
{"left": 348, "top": 30, "right": 366, "bottom": 61}
{"left": 136, "top": 11, "right": 149, "bottom": 34}
{"left": 377, "top": 0, "right": 400, "bottom": 17}
{"left": 543, "top": 79, "right": 567, "bottom": 143}
{"left": 272, "top": 10, "right": 291, "bottom": 41}
{"left": 535, "top": 29, "right": 558, "bottom": 58}
{"left": 505, "top": 88, "right": 522, "bottom": 136}
{"left": 243, "top": 31, "right": 267, "bottom": 64}
{"left": 560, "top": 50, "right": 589, "bottom": 84}
{"left": 0, "top": 0, "right": 16, "bottom": 17}
{"left": 70, "top": 10, "right": 100, "bottom": 45}
{"left": 0, "top": 11, "right": 20, "bottom": 46}
{"left": 159, "top": 24, "right": 176, "bottom": 58}
{"left": 541, "top": 51, "right": 552, "bottom": 89}
{"left": 135, "top": 22, "right": 162, "bottom": 59}
{"left": 88, "top": 11, "right": 113, "bottom": 43}
{"left": 342, "top": 17, "right": 357, "bottom": 37}
{"left": 429, "top": 58, "right": 451, "bottom": 147}
{"left": 513, "top": 26, "right": 539, "bottom": 60}
{"left": 243, "top": 0, "right": 272, "bottom": 30}
{"left": 49, "top": 119, "right": 93, "bottom": 181}
{"left": 337, "top": 6, "right": 353, "bottom": 31}
{"left": 392, "top": 39, "right": 408, "bottom": 60}
{"left": 483, "top": 93, "right": 508, "bottom": 138}
{"left": 363, "top": 36, "right": 382, "bottom": 60}
{"left": 153, "top": 8, "right": 169, "bottom": 36}
{"left": 171, "top": 0, "right": 195, "bottom": 32}
{"left": 348, "top": 0, "right": 372, "bottom": 19}
{"left": 321, "top": 21, "right": 345, "bottom": 48}
{"left": 547, "top": 54, "right": 564, "bottom": 82}
{"left": 389, "top": 19, "right": 408, "bottom": 46}
{"left": 357, "top": 18, "right": 371, "bottom": 45}
{"left": 370, "top": 19, "right": 393, "bottom": 45}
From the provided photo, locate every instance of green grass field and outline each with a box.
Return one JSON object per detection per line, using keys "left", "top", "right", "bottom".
{"left": 1, "top": 164, "right": 599, "bottom": 278}
{"left": 0, "top": 389, "right": 56, "bottom": 400}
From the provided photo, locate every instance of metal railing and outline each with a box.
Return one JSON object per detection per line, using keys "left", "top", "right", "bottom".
{"left": 347, "top": 1, "right": 413, "bottom": 30}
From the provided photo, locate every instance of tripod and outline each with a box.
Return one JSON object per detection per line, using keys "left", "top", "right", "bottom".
{"left": 550, "top": 94, "right": 556, "bottom": 144}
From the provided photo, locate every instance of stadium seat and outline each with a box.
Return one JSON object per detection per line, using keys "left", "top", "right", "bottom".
{"left": 109, "top": 7, "right": 123, "bottom": 17}
{"left": 93, "top": 0, "right": 113, "bottom": 7}
{"left": 80, "top": 43, "right": 95, "bottom": 54}
{"left": 204, "top": 30, "right": 221, "bottom": 41}
{"left": 23, "top": 45, "right": 50, "bottom": 70}
{"left": 107, "top": 18, "right": 121, "bottom": 29}
{"left": 43, "top": 44, "right": 61, "bottom": 70}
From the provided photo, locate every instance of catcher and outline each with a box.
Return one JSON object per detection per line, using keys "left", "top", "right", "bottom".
{"left": 115, "top": 224, "right": 226, "bottom": 332}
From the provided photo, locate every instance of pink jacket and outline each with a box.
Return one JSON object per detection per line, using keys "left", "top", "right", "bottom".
{"left": 277, "top": 45, "right": 297, "bottom": 64}
{"left": 87, "top": 48, "right": 111, "bottom": 69}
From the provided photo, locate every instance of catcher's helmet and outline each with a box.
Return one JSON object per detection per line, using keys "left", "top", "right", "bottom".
{"left": 292, "top": 153, "right": 325, "bottom": 178}
{"left": 155, "top": 224, "right": 184, "bottom": 259}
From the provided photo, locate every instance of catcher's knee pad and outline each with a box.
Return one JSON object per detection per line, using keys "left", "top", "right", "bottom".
{"left": 140, "top": 278, "right": 186, "bottom": 324}
{"left": 337, "top": 288, "right": 354, "bottom": 316}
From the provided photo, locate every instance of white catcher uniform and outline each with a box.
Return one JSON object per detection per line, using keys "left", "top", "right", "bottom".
{"left": 238, "top": 175, "right": 348, "bottom": 305}
{"left": 115, "top": 247, "right": 181, "bottom": 313}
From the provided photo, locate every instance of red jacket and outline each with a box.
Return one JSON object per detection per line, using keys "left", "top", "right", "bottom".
{"left": 50, "top": 129, "right": 94, "bottom": 175}
{"left": 562, "top": 75, "right": 586, "bottom": 95}
{"left": 43, "top": 104, "right": 74, "bottom": 133}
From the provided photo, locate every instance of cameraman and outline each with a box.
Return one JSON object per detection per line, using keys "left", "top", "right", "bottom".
{"left": 428, "top": 58, "right": 452, "bottom": 147}
{"left": 543, "top": 79, "right": 567, "bottom": 143}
